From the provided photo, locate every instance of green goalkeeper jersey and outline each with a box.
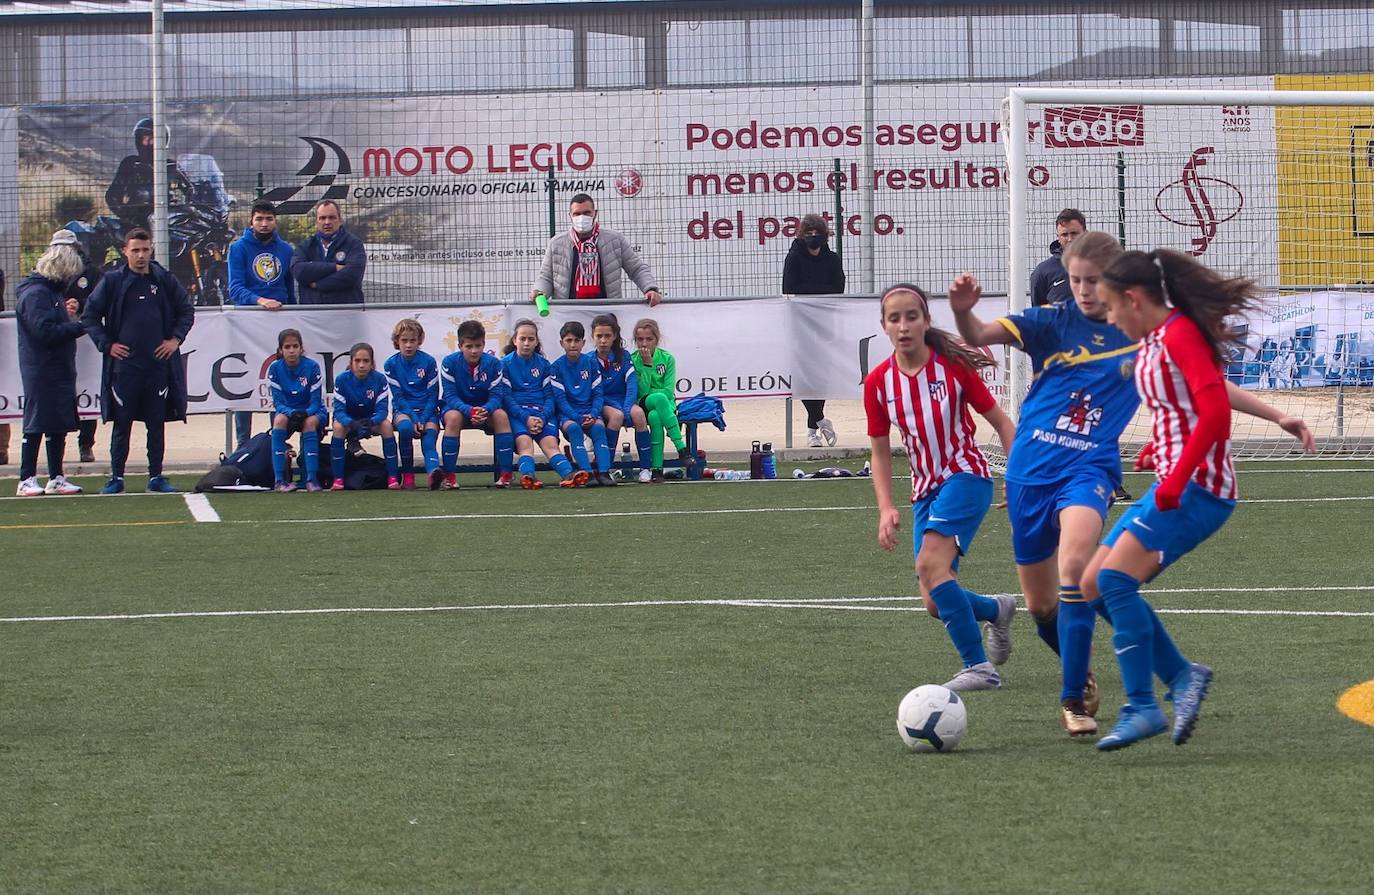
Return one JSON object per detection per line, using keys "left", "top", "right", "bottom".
{"left": 631, "top": 347, "right": 676, "bottom": 403}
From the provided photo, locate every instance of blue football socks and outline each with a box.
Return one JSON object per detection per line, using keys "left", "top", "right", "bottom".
{"left": 963, "top": 587, "right": 1000, "bottom": 623}
{"left": 380, "top": 435, "right": 399, "bottom": 478}
{"left": 331, "top": 437, "right": 347, "bottom": 482}
{"left": 634, "top": 430, "right": 653, "bottom": 470}
{"left": 1036, "top": 609, "right": 1061, "bottom": 656}
{"left": 442, "top": 434, "right": 460, "bottom": 473}
{"left": 1098, "top": 568, "right": 1157, "bottom": 709}
{"left": 301, "top": 430, "right": 319, "bottom": 484}
{"left": 589, "top": 422, "right": 611, "bottom": 472}
{"left": 929, "top": 579, "right": 988, "bottom": 668}
{"left": 271, "top": 427, "right": 288, "bottom": 482}
{"left": 564, "top": 423, "right": 591, "bottom": 471}
{"left": 550, "top": 453, "right": 573, "bottom": 480}
{"left": 396, "top": 417, "right": 415, "bottom": 474}
{"left": 494, "top": 432, "right": 515, "bottom": 474}
{"left": 518, "top": 454, "right": 536, "bottom": 478}
{"left": 1058, "top": 585, "right": 1096, "bottom": 702}
{"left": 420, "top": 427, "right": 440, "bottom": 474}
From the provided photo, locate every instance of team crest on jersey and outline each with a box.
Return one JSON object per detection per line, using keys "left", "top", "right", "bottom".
{"left": 1120, "top": 358, "right": 1135, "bottom": 379}
{"left": 580, "top": 369, "right": 589, "bottom": 380}
{"left": 416, "top": 368, "right": 426, "bottom": 378}
{"left": 1091, "top": 333, "right": 1106, "bottom": 347}
{"left": 928, "top": 379, "right": 947, "bottom": 401}
{"left": 253, "top": 253, "right": 281, "bottom": 282}
{"left": 1057, "top": 389, "right": 1103, "bottom": 435}
{"left": 298, "top": 377, "right": 308, "bottom": 387}
{"left": 366, "top": 389, "right": 375, "bottom": 399}
{"left": 655, "top": 363, "right": 667, "bottom": 377}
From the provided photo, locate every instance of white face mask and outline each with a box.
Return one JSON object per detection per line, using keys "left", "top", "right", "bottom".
{"left": 572, "top": 214, "right": 595, "bottom": 235}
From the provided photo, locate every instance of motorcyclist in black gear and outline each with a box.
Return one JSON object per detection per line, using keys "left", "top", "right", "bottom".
{"left": 105, "top": 118, "right": 189, "bottom": 232}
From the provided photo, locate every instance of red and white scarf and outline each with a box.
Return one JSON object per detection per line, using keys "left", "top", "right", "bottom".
{"left": 572, "top": 223, "right": 602, "bottom": 299}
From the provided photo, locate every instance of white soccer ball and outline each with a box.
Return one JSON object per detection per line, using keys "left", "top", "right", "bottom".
{"left": 896, "top": 684, "right": 967, "bottom": 753}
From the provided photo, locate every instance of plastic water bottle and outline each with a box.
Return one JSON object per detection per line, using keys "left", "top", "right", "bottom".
{"left": 620, "top": 442, "right": 633, "bottom": 473}
{"left": 533, "top": 292, "right": 551, "bottom": 317}
{"left": 749, "top": 441, "right": 764, "bottom": 480}
{"left": 761, "top": 442, "right": 777, "bottom": 480}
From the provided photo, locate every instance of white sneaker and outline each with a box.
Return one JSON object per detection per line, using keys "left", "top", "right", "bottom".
{"left": 943, "top": 661, "right": 1002, "bottom": 692}
{"left": 44, "top": 475, "right": 83, "bottom": 495}
{"left": 817, "top": 417, "right": 838, "bottom": 446}
{"left": 984, "top": 593, "right": 1017, "bottom": 665}
{"left": 806, "top": 429, "right": 823, "bottom": 448}
{"left": 637, "top": 468, "right": 653, "bottom": 483}
{"left": 17, "top": 476, "right": 44, "bottom": 497}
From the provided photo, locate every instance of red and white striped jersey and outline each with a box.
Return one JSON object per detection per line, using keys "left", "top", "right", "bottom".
{"left": 1135, "top": 312, "right": 1237, "bottom": 499}
{"left": 864, "top": 351, "right": 996, "bottom": 502}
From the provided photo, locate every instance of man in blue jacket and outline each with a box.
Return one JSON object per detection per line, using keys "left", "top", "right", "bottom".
{"left": 82, "top": 228, "right": 195, "bottom": 494}
{"left": 1030, "top": 208, "right": 1084, "bottom": 307}
{"left": 228, "top": 200, "right": 295, "bottom": 446}
{"left": 290, "top": 200, "right": 366, "bottom": 305}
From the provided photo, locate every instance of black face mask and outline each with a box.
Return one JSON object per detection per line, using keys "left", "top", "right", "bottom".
{"left": 804, "top": 234, "right": 825, "bottom": 251}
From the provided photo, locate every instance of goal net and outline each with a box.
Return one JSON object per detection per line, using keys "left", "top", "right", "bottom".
{"left": 1003, "top": 85, "right": 1374, "bottom": 460}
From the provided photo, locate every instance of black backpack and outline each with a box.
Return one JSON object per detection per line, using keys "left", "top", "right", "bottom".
{"left": 301, "top": 440, "right": 389, "bottom": 490}
{"left": 223, "top": 432, "right": 278, "bottom": 487}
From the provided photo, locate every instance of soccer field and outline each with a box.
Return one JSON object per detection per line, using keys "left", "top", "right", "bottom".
{"left": 2, "top": 464, "right": 1372, "bottom": 893}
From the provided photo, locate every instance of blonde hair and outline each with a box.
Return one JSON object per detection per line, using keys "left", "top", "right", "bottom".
{"left": 633, "top": 318, "right": 662, "bottom": 344}
{"left": 33, "top": 244, "right": 84, "bottom": 284}
{"left": 1061, "top": 230, "right": 1123, "bottom": 272}
{"left": 391, "top": 318, "right": 424, "bottom": 348}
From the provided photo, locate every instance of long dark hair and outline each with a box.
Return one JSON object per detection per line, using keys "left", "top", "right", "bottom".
{"left": 590, "top": 313, "right": 625, "bottom": 362}
{"left": 503, "top": 318, "right": 543, "bottom": 356}
{"left": 880, "top": 283, "right": 993, "bottom": 370}
{"left": 275, "top": 327, "right": 303, "bottom": 360}
{"left": 1102, "top": 249, "right": 1260, "bottom": 363}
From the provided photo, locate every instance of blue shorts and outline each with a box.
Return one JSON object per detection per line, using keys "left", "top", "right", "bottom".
{"left": 282, "top": 411, "right": 328, "bottom": 434}
{"left": 393, "top": 408, "right": 437, "bottom": 428}
{"left": 911, "top": 473, "right": 993, "bottom": 572}
{"left": 510, "top": 404, "right": 553, "bottom": 439}
{"left": 1103, "top": 480, "right": 1236, "bottom": 571}
{"left": 1006, "top": 466, "right": 1116, "bottom": 565}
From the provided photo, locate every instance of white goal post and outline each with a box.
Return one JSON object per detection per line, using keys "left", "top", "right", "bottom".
{"left": 1003, "top": 86, "right": 1374, "bottom": 459}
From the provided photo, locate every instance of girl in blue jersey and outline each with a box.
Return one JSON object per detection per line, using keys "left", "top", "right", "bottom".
{"left": 266, "top": 328, "right": 326, "bottom": 492}
{"left": 591, "top": 314, "right": 651, "bottom": 480}
{"left": 384, "top": 318, "right": 442, "bottom": 490}
{"left": 953, "top": 233, "right": 1316, "bottom": 737}
{"left": 550, "top": 320, "right": 616, "bottom": 487}
{"left": 501, "top": 319, "right": 580, "bottom": 489}
{"left": 330, "top": 342, "right": 400, "bottom": 490}
{"left": 440, "top": 319, "right": 514, "bottom": 489}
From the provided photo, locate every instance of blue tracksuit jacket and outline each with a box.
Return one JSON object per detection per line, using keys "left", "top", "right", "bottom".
{"left": 267, "top": 357, "right": 325, "bottom": 419}
{"left": 501, "top": 351, "right": 555, "bottom": 424}
{"left": 332, "top": 369, "right": 391, "bottom": 428}
{"left": 549, "top": 353, "right": 605, "bottom": 423}
{"left": 595, "top": 349, "right": 638, "bottom": 418}
{"left": 384, "top": 350, "right": 439, "bottom": 423}
{"left": 441, "top": 351, "right": 506, "bottom": 417}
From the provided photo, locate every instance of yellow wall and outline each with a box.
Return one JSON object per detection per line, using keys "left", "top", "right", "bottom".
{"left": 1276, "top": 74, "right": 1374, "bottom": 287}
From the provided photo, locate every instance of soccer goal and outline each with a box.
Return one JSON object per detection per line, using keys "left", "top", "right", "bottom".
{"left": 1003, "top": 86, "right": 1374, "bottom": 460}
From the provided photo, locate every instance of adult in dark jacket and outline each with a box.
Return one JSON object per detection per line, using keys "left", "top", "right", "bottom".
{"left": 1030, "top": 208, "right": 1085, "bottom": 307}
{"left": 14, "top": 242, "right": 88, "bottom": 496}
{"left": 104, "top": 117, "right": 191, "bottom": 232}
{"left": 82, "top": 228, "right": 195, "bottom": 494}
{"left": 782, "top": 213, "right": 845, "bottom": 448}
{"left": 49, "top": 229, "right": 106, "bottom": 463}
{"left": 290, "top": 200, "right": 366, "bottom": 305}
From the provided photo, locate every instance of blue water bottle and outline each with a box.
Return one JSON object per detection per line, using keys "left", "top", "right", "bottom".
{"left": 761, "top": 442, "right": 777, "bottom": 480}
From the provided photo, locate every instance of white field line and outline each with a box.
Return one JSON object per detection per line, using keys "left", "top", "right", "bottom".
{"left": 4, "top": 585, "right": 1372, "bottom": 624}
{"left": 182, "top": 493, "right": 221, "bottom": 523}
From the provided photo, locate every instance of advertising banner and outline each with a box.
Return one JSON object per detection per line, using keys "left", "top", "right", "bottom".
{"left": 12, "top": 77, "right": 1275, "bottom": 307}
{"left": 2, "top": 297, "right": 896, "bottom": 420}
{"left": 1229, "top": 290, "right": 1374, "bottom": 389}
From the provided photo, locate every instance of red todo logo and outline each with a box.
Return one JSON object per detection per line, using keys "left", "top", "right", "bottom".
{"left": 1042, "top": 106, "right": 1145, "bottom": 149}
{"left": 1154, "top": 147, "right": 1244, "bottom": 256}
{"left": 614, "top": 169, "right": 643, "bottom": 197}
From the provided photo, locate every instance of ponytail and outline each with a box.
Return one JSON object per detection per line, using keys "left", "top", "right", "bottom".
{"left": 1102, "top": 249, "right": 1260, "bottom": 363}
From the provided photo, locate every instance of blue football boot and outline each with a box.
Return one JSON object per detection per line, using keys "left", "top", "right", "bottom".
{"left": 1096, "top": 704, "right": 1169, "bottom": 751}
{"left": 1170, "top": 662, "right": 1213, "bottom": 746}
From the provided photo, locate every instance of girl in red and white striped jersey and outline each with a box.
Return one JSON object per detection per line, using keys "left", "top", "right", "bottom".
{"left": 1083, "top": 249, "right": 1313, "bottom": 751}
{"left": 865, "top": 284, "right": 1018, "bottom": 693}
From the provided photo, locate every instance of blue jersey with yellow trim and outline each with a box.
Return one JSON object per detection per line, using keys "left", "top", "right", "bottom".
{"left": 997, "top": 300, "right": 1139, "bottom": 486}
